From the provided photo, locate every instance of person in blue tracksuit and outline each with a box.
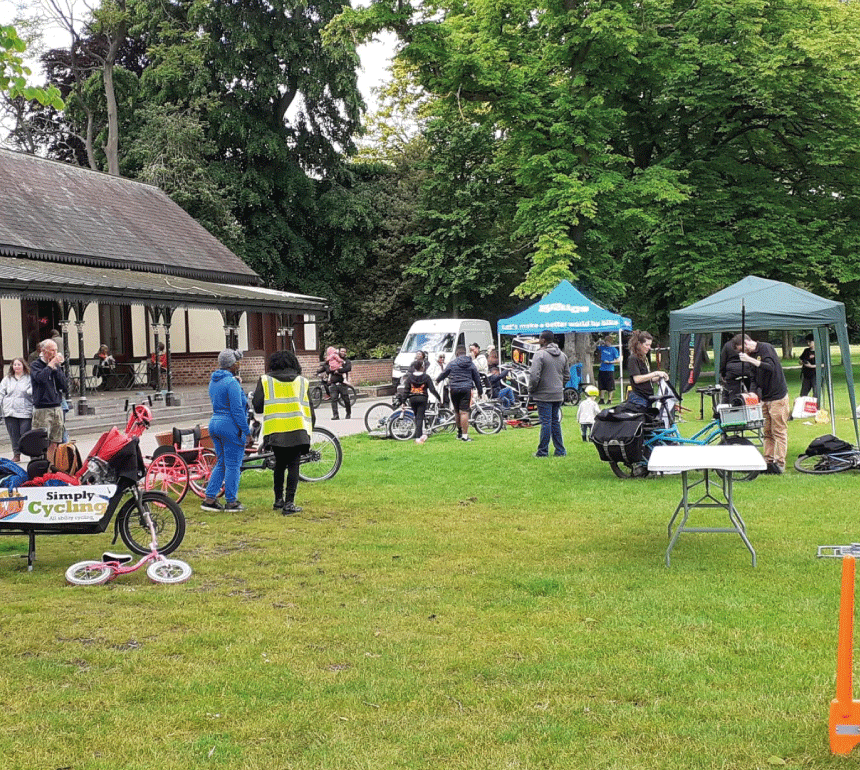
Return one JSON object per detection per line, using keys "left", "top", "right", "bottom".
{"left": 201, "top": 349, "right": 250, "bottom": 512}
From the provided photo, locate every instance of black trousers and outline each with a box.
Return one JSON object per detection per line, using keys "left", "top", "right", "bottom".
{"left": 330, "top": 381, "right": 351, "bottom": 418}
{"left": 272, "top": 445, "right": 304, "bottom": 504}
{"left": 409, "top": 396, "right": 428, "bottom": 439}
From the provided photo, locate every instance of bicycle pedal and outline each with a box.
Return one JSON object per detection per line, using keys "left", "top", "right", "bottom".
{"left": 102, "top": 552, "right": 133, "bottom": 564}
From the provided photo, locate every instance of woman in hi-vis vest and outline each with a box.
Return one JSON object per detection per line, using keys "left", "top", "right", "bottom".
{"left": 252, "top": 349, "right": 314, "bottom": 514}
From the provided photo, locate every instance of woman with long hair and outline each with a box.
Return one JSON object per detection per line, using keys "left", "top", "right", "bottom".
{"left": 0, "top": 357, "right": 33, "bottom": 462}
{"left": 252, "top": 350, "right": 314, "bottom": 514}
{"left": 626, "top": 330, "right": 669, "bottom": 409}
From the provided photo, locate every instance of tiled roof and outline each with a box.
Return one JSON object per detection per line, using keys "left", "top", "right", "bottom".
{"left": 0, "top": 255, "right": 328, "bottom": 318}
{"left": 0, "top": 149, "right": 261, "bottom": 285}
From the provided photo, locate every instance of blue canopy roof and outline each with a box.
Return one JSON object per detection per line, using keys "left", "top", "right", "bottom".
{"left": 497, "top": 280, "right": 632, "bottom": 335}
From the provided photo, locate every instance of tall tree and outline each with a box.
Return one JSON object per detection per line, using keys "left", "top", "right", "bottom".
{"left": 331, "top": 0, "right": 860, "bottom": 331}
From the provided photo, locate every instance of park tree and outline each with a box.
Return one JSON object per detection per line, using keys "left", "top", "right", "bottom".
{"left": 330, "top": 0, "right": 860, "bottom": 332}
{"left": 0, "top": 23, "right": 63, "bottom": 108}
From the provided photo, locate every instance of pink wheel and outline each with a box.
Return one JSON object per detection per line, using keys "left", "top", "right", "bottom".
{"left": 188, "top": 448, "right": 224, "bottom": 499}
{"left": 144, "top": 452, "right": 189, "bottom": 504}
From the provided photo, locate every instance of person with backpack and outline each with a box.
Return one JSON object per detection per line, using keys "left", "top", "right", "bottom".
{"left": 405, "top": 359, "right": 441, "bottom": 444}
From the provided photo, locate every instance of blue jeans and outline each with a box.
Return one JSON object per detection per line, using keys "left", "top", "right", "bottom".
{"left": 498, "top": 387, "right": 515, "bottom": 408}
{"left": 536, "top": 401, "right": 565, "bottom": 457}
{"left": 205, "top": 427, "right": 245, "bottom": 503}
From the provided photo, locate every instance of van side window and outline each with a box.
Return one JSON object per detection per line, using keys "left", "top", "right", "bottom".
{"left": 457, "top": 333, "right": 465, "bottom": 350}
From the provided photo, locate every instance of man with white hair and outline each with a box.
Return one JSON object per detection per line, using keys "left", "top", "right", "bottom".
{"left": 29, "top": 339, "right": 68, "bottom": 462}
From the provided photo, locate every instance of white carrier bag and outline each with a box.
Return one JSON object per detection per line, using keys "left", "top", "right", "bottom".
{"left": 792, "top": 396, "right": 818, "bottom": 419}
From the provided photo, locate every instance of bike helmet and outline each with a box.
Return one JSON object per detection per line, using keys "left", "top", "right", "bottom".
{"left": 585, "top": 385, "right": 599, "bottom": 397}
{"left": 125, "top": 403, "right": 153, "bottom": 436}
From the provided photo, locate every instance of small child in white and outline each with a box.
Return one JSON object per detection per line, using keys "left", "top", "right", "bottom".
{"left": 577, "top": 386, "right": 602, "bottom": 441}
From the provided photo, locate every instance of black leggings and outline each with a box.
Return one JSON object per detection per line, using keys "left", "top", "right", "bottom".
{"left": 409, "top": 396, "right": 428, "bottom": 439}
{"left": 272, "top": 445, "right": 304, "bottom": 504}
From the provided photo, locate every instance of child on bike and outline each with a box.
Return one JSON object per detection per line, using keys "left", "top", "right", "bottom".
{"left": 405, "top": 360, "right": 440, "bottom": 444}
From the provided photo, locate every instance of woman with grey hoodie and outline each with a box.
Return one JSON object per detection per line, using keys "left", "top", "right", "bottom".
{"left": 528, "top": 330, "right": 569, "bottom": 457}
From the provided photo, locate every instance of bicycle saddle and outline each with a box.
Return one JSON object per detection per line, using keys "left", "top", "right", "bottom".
{"left": 102, "top": 552, "right": 133, "bottom": 564}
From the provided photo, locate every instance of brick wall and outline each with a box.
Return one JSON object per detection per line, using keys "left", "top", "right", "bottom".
{"left": 165, "top": 354, "right": 393, "bottom": 386}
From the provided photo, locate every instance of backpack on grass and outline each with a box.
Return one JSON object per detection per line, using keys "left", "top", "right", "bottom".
{"left": 803, "top": 434, "right": 853, "bottom": 456}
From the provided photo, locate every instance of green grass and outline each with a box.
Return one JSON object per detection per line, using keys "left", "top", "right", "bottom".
{"left": 2, "top": 364, "right": 860, "bottom": 769}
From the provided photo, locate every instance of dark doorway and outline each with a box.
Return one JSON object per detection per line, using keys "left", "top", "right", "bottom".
{"left": 99, "top": 304, "right": 132, "bottom": 361}
{"left": 22, "top": 299, "right": 62, "bottom": 359}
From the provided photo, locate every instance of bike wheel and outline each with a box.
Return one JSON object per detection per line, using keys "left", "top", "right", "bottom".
{"left": 117, "top": 491, "right": 186, "bottom": 556}
{"left": 309, "top": 385, "right": 323, "bottom": 409}
{"left": 472, "top": 406, "right": 503, "bottom": 435}
{"left": 794, "top": 453, "right": 854, "bottom": 474}
{"left": 147, "top": 559, "right": 193, "bottom": 584}
{"left": 188, "top": 448, "right": 220, "bottom": 498}
{"left": 388, "top": 411, "right": 416, "bottom": 441}
{"left": 144, "top": 452, "right": 189, "bottom": 504}
{"left": 716, "top": 436, "right": 760, "bottom": 482}
{"left": 364, "top": 402, "right": 394, "bottom": 433}
{"left": 433, "top": 407, "right": 457, "bottom": 434}
{"left": 299, "top": 426, "right": 343, "bottom": 482}
{"left": 65, "top": 560, "right": 113, "bottom": 586}
{"left": 564, "top": 387, "right": 581, "bottom": 406}
{"left": 345, "top": 384, "right": 358, "bottom": 407}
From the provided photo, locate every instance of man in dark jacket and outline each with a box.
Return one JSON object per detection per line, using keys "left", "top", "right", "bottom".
{"left": 30, "top": 338, "right": 68, "bottom": 462}
{"left": 436, "top": 346, "right": 482, "bottom": 442}
{"left": 734, "top": 333, "right": 788, "bottom": 474}
{"left": 528, "top": 330, "right": 569, "bottom": 457}
{"left": 330, "top": 347, "right": 352, "bottom": 420}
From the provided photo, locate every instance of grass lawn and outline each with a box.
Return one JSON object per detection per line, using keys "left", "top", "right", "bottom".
{"left": 2, "top": 364, "right": 860, "bottom": 769}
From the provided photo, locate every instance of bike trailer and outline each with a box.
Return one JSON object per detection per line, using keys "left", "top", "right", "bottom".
{"left": 590, "top": 407, "right": 647, "bottom": 464}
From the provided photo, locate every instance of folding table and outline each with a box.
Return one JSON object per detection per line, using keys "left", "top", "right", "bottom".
{"left": 647, "top": 444, "right": 767, "bottom": 567}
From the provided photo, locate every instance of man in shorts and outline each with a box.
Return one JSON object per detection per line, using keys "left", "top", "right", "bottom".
{"left": 436, "top": 345, "right": 482, "bottom": 442}
{"left": 30, "top": 339, "right": 68, "bottom": 462}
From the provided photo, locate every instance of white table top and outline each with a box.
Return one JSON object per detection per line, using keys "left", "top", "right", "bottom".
{"left": 648, "top": 444, "right": 767, "bottom": 473}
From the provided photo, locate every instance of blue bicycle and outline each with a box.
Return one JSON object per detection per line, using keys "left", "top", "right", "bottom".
{"left": 592, "top": 383, "right": 763, "bottom": 481}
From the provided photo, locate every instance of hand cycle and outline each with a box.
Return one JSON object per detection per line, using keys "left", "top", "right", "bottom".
{"left": 0, "top": 402, "right": 186, "bottom": 571}
{"left": 144, "top": 398, "right": 343, "bottom": 501}
{"left": 65, "top": 494, "right": 192, "bottom": 585}
{"left": 599, "top": 382, "right": 764, "bottom": 481}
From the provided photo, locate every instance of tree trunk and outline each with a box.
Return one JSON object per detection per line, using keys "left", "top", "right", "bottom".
{"left": 562, "top": 333, "right": 596, "bottom": 384}
{"left": 103, "top": 54, "right": 120, "bottom": 175}
{"left": 782, "top": 330, "right": 793, "bottom": 359}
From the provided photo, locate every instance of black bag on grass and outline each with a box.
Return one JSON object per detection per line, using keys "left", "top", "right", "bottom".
{"left": 804, "top": 434, "right": 853, "bottom": 456}
{"left": 590, "top": 406, "right": 647, "bottom": 464}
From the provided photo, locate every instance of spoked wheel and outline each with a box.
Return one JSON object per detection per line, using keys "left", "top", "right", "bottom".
{"left": 432, "top": 407, "right": 457, "bottom": 434}
{"left": 609, "top": 461, "right": 649, "bottom": 479}
{"left": 564, "top": 387, "right": 581, "bottom": 406}
{"left": 117, "top": 491, "right": 186, "bottom": 556}
{"left": 342, "top": 384, "right": 358, "bottom": 407}
{"left": 716, "top": 436, "right": 760, "bottom": 482}
{"left": 794, "top": 453, "right": 854, "bottom": 474}
{"left": 65, "top": 560, "right": 113, "bottom": 586}
{"left": 364, "top": 402, "right": 395, "bottom": 434}
{"left": 188, "top": 448, "right": 221, "bottom": 498}
{"left": 471, "top": 405, "right": 503, "bottom": 435}
{"left": 388, "top": 411, "right": 417, "bottom": 441}
{"left": 309, "top": 384, "right": 324, "bottom": 409}
{"left": 144, "top": 452, "right": 189, "bottom": 503}
{"left": 299, "top": 426, "right": 343, "bottom": 482}
{"left": 147, "top": 559, "right": 193, "bottom": 584}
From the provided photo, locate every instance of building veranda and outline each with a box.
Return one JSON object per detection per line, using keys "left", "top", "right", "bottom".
{"left": 0, "top": 149, "right": 327, "bottom": 412}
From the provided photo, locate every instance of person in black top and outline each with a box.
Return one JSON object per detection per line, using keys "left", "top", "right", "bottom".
{"left": 799, "top": 335, "right": 818, "bottom": 399}
{"left": 406, "top": 360, "right": 441, "bottom": 443}
{"left": 625, "top": 330, "right": 669, "bottom": 409}
{"left": 29, "top": 338, "right": 68, "bottom": 462}
{"left": 734, "top": 333, "right": 789, "bottom": 474}
{"left": 330, "top": 347, "right": 352, "bottom": 420}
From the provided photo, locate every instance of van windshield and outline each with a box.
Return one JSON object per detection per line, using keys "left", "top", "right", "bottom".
{"left": 401, "top": 332, "right": 456, "bottom": 353}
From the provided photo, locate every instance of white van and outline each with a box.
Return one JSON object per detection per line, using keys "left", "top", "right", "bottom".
{"left": 392, "top": 319, "right": 493, "bottom": 384}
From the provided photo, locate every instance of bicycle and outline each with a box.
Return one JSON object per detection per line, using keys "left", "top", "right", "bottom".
{"left": 65, "top": 493, "right": 192, "bottom": 585}
{"left": 593, "top": 383, "right": 763, "bottom": 481}
{"left": 309, "top": 374, "right": 357, "bottom": 410}
{"left": 387, "top": 399, "right": 503, "bottom": 440}
{"left": 794, "top": 435, "right": 860, "bottom": 474}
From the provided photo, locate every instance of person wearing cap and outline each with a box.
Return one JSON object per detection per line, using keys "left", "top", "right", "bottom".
{"left": 201, "top": 349, "right": 250, "bottom": 512}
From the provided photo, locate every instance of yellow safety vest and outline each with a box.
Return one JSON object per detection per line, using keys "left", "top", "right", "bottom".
{"left": 261, "top": 375, "right": 313, "bottom": 437}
